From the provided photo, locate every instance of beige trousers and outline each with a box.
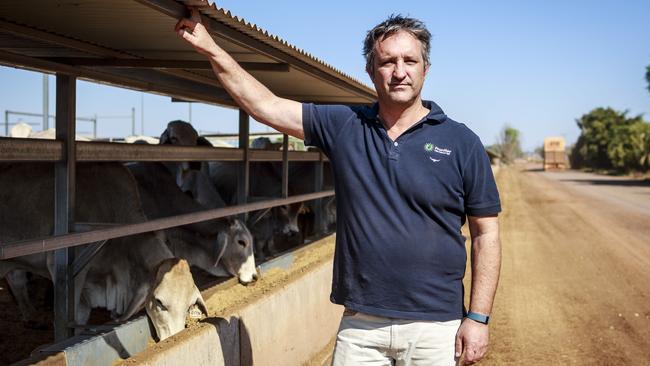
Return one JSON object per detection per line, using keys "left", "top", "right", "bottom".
{"left": 332, "top": 310, "right": 461, "bottom": 366}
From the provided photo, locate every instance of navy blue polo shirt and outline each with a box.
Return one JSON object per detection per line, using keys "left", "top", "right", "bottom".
{"left": 302, "top": 100, "right": 501, "bottom": 321}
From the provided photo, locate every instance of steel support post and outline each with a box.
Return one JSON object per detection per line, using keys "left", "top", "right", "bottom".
{"left": 4, "top": 110, "right": 8, "bottom": 136}
{"left": 281, "top": 134, "right": 289, "bottom": 198}
{"left": 313, "top": 153, "right": 325, "bottom": 234}
{"left": 53, "top": 74, "right": 77, "bottom": 341}
{"left": 237, "top": 109, "right": 250, "bottom": 211}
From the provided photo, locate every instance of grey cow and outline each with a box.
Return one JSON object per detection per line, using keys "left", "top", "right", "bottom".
{"left": 126, "top": 162, "right": 257, "bottom": 284}
{"left": 0, "top": 163, "right": 207, "bottom": 340}
{"left": 158, "top": 121, "right": 303, "bottom": 261}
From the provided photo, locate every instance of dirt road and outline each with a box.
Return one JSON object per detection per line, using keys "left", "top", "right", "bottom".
{"left": 475, "top": 166, "right": 650, "bottom": 365}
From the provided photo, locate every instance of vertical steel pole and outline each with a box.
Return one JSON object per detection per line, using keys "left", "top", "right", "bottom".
{"left": 188, "top": 103, "right": 192, "bottom": 123}
{"left": 131, "top": 107, "right": 136, "bottom": 136}
{"left": 237, "top": 109, "right": 250, "bottom": 208}
{"left": 4, "top": 110, "right": 8, "bottom": 136}
{"left": 313, "top": 153, "right": 325, "bottom": 234}
{"left": 43, "top": 74, "right": 49, "bottom": 131}
{"left": 93, "top": 114, "right": 97, "bottom": 139}
{"left": 53, "top": 74, "right": 76, "bottom": 341}
{"left": 281, "top": 134, "right": 289, "bottom": 198}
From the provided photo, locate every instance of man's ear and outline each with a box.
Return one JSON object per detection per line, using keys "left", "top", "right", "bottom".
{"left": 424, "top": 62, "right": 430, "bottom": 76}
{"left": 366, "top": 64, "right": 375, "bottom": 83}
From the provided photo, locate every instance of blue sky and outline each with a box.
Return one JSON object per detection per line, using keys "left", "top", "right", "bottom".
{"left": 1, "top": 0, "right": 649, "bottom": 150}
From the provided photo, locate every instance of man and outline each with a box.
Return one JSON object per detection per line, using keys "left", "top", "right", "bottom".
{"left": 176, "top": 11, "right": 501, "bottom": 366}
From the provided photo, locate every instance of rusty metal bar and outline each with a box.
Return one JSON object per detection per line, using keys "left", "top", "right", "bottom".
{"left": 0, "top": 137, "right": 62, "bottom": 161}
{"left": 0, "top": 138, "right": 326, "bottom": 162}
{"left": 0, "top": 190, "right": 334, "bottom": 260}
{"left": 250, "top": 149, "right": 322, "bottom": 162}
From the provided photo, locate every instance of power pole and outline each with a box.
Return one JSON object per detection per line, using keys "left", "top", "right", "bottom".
{"left": 140, "top": 93, "right": 144, "bottom": 136}
{"left": 43, "top": 74, "right": 49, "bottom": 130}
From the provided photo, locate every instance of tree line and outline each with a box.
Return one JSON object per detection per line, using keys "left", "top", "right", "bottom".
{"left": 570, "top": 108, "right": 650, "bottom": 172}
{"left": 568, "top": 65, "right": 650, "bottom": 173}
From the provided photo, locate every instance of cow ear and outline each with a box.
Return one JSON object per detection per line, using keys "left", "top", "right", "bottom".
{"left": 197, "top": 136, "right": 213, "bottom": 147}
{"left": 195, "top": 291, "right": 209, "bottom": 317}
{"left": 227, "top": 217, "right": 237, "bottom": 227}
{"left": 291, "top": 202, "right": 305, "bottom": 215}
{"left": 214, "top": 232, "right": 228, "bottom": 266}
{"left": 159, "top": 129, "right": 170, "bottom": 144}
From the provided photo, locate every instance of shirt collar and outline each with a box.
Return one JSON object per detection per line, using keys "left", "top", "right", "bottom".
{"left": 358, "top": 100, "right": 447, "bottom": 125}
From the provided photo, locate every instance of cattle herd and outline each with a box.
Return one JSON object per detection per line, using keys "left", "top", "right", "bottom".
{"left": 0, "top": 121, "right": 336, "bottom": 343}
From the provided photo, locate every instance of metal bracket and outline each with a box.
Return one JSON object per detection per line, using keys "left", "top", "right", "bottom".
{"left": 71, "top": 222, "right": 117, "bottom": 277}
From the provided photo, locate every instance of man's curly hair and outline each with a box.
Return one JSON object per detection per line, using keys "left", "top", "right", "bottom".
{"left": 363, "top": 15, "right": 431, "bottom": 71}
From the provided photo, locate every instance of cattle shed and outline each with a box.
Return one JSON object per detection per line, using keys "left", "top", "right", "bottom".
{"left": 0, "top": 1, "right": 375, "bottom": 364}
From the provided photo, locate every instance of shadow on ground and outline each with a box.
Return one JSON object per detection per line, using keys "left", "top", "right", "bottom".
{"left": 558, "top": 178, "right": 650, "bottom": 187}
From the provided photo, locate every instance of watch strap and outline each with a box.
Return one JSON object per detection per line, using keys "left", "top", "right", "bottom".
{"left": 466, "top": 311, "right": 490, "bottom": 324}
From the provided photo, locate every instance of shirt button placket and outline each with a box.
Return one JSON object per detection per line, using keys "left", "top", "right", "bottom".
{"left": 389, "top": 140, "right": 399, "bottom": 160}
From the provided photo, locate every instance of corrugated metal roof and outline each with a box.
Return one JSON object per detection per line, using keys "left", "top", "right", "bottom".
{"left": 190, "top": 1, "right": 369, "bottom": 91}
{"left": 0, "top": 0, "right": 376, "bottom": 107}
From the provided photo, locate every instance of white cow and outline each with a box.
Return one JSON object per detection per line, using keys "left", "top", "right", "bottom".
{"left": 0, "top": 162, "right": 207, "bottom": 340}
{"left": 9, "top": 122, "right": 32, "bottom": 138}
{"left": 28, "top": 128, "right": 92, "bottom": 141}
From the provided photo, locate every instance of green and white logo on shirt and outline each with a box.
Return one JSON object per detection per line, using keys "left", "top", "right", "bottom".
{"left": 424, "top": 142, "right": 434, "bottom": 152}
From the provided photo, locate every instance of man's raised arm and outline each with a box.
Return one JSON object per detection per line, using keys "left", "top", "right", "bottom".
{"left": 175, "top": 9, "right": 304, "bottom": 139}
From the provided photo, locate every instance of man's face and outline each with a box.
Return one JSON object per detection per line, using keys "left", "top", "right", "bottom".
{"left": 367, "top": 30, "right": 429, "bottom": 107}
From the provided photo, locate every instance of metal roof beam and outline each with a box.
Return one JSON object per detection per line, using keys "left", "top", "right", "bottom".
{"left": 0, "top": 21, "right": 229, "bottom": 94}
{"left": 40, "top": 57, "right": 290, "bottom": 72}
{"left": 0, "top": 49, "right": 236, "bottom": 106}
{"left": 0, "top": 19, "right": 128, "bottom": 58}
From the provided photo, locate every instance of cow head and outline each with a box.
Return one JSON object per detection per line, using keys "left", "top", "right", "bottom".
{"left": 159, "top": 120, "right": 198, "bottom": 146}
{"left": 146, "top": 258, "right": 208, "bottom": 341}
{"left": 250, "top": 137, "right": 272, "bottom": 149}
{"left": 274, "top": 202, "right": 302, "bottom": 236}
{"left": 217, "top": 218, "right": 258, "bottom": 285}
{"left": 159, "top": 120, "right": 212, "bottom": 185}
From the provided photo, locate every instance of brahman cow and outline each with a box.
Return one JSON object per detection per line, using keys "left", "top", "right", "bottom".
{"left": 0, "top": 162, "right": 207, "bottom": 340}
{"left": 158, "top": 122, "right": 302, "bottom": 260}
{"left": 126, "top": 162, "right": 257, "bottom": 284}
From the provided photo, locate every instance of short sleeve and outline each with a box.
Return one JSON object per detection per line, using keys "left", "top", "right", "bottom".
{"left": 302, "top": 103, "right": 355, "bottom": 156}
{"left": 462, "top": 141, "right": 501, "bottom": 216}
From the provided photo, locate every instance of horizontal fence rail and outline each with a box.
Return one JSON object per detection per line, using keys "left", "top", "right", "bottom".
{"left": 0, "top": 190, "right": 334, "bottom": 260}
{"left": 0, "top": 137, "right": 327, "bottom": 162}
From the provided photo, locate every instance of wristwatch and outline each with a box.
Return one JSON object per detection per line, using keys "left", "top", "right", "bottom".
{"left": 466, "top": 311, "right": 490, "bottom": 325}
